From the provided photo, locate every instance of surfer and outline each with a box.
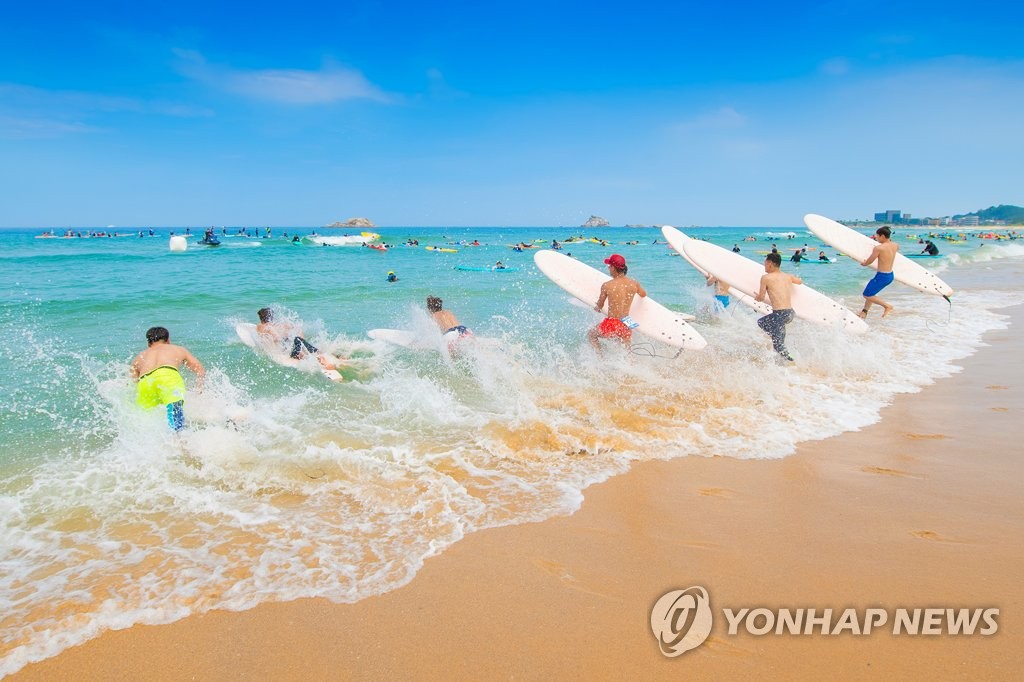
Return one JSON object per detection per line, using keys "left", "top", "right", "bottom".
{"left": 706, "top": 274, "right": 731, "bottom": 310}
{"left": 818, "top": 250, "right": 830, "bottom": 261}
{"left": 754, "top": 253, "right": 801, "bottom": 362}
{"left": 732, "top": 244, "right": 741, "bottom": 253}
{"left": 921, "top": 240, "right": 940, "bottom": 256}
{"left": 588, "top": 254, "right": 647, "bottom": 351}
{"left": 859, "top": 226, "right": 898, "bottom": 318}
{"left": 256, "top": 308, "right": 339, "bottom": 370}
{"left": 130, "top": 327, "right": 206, "bottom": 431}
{"left": 427, "top": 296, "right": 471, "bottom": 337}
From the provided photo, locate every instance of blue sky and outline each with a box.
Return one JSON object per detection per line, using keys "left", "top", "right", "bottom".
{"left": 1, "top": 1, "right": 1022, "bottom": 226}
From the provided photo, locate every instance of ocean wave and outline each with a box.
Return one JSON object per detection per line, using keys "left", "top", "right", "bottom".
{"left": 0, "top": 247, "right": 1021, "bottom": 676}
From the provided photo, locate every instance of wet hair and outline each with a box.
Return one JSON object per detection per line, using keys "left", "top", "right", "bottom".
{"left": 876, "top": 226, "right": 892, "bottom": 239}
{"left": 146, "top": 326, "right": 169, "bottom": 344}
{"left": 426, "top": 296, "right": 443, "bottom": 313}
{"left": 257, "top": 307, "right": 274, "bottom": 323}
{"left": 766, "top": 252, "right": 782, "bottom": 267}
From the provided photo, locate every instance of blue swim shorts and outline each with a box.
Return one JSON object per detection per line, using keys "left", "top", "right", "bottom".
{"left": 863, "top": 271, "right": 895, "bottom": 297}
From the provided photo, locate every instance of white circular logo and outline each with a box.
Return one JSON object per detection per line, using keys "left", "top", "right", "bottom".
{"left": 651, "top": 586, "right": 713, "bottom": 657}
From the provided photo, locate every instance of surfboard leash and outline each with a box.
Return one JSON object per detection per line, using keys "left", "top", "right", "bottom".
{"left": 629, "top": 342, "right": 684, "bottom": 360}
{"left": 923, "top": 294, "right": 954, "bottom": 331}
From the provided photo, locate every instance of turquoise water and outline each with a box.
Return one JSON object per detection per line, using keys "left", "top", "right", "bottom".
{"left": 1, "top": 223, "right": 1021, "bottom": 675}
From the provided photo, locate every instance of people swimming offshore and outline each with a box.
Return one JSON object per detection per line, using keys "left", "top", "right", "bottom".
{"left": 386, "top": 271, "right": 399, "bottom": 282}
{"left": 130, "top": 326, "right": 206, "bottom": 431}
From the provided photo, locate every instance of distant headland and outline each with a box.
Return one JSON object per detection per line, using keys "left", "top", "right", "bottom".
{"left": 578, "top": 216, "right": 658, "bottom": 228}
{"left": 326, "top": 217, "right": 375, "bottom": 228}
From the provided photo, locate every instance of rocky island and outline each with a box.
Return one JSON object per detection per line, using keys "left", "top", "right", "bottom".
{"left": 581, "top": 215, "right": 610, "bottom": 228}
{"left": 326, "top": 217, "right": 375, "bottom": 228}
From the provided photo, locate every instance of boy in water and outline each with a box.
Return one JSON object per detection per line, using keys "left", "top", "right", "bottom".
{"left": 130, "top": 327, "right": 206, "bottom": 430}
{"left": 754, "top": 253, "right": 802, "bottom": 362}
{"left": 860, "top": 226, "right": 898, "bottom": 318}
{"left": 706, "top": 273, "right": 731, "bottom": 310}
{"left": 256, "top": 308, "right": 339, "bottom": 370}
{"left": 588, "top": 254, "right": 647, "bottom": 351}
{"left": 427, "top": 296, "right": 471, "bottom": 337}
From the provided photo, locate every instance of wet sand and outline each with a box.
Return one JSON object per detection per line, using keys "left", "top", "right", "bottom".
{"left": 14, "top": 305, "right": 1023, "bottom": 680}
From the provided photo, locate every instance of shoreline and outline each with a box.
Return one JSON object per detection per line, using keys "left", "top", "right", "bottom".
{"left": 12, "top": 304, "right": 1023, "bottom": 679}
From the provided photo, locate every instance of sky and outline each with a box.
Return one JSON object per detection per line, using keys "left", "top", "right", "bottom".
{"left": 1, "top": 1, "right": 1022, "bottom": 227}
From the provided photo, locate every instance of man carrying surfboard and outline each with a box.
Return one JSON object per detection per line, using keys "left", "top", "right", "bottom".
{"left": 859, "top": 226, "right": 898, "bottom": 318}
{"left": 588, "top": 254, "right": 647, "bottom": 351}
{"left": 130, "top": 327, "right": 205, "bottom": 431}
{"left": 754, "top": 253, "right": 801, "bottom": 362}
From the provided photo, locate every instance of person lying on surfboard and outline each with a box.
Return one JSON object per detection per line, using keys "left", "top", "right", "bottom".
{"left": 427, "top": 296, "right": 472, "bottom": 338}
{"left": 130, "top": 326, "right": 205, "bottom": 431}
{"left": 588, "top": 254, "right": 647, "bottom": 351}
{"left": 256, "top": 308, "right": 341, "bottom": 371}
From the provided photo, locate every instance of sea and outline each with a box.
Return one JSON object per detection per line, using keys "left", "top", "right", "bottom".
{"left": 1, "top": 224, "right": 1022, "bottom": 675}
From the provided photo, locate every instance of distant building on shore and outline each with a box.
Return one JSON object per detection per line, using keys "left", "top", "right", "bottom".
{"left": 873, "top": 209, "right": 906, "bottom": 223}
{"left": 860, "top": 204, "right": 1022, "bottom": 227}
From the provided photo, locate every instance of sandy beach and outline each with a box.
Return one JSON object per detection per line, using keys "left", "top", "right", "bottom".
{"left": 12, "top": 303, "right": 1022, "bottom": 680}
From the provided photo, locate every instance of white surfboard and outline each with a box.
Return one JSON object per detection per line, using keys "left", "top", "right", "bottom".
{"left": 803, "top": 214, "right": 953, "bottom": 298}
{"left": 533, "top": 250, "right": 706, "bottom": 350}
{"left": 666, "top": 230, "right": 868, "bottom": 333}
{"left": 235, "top": 323, "right": 343, "bottom": 381}
{"left": 662, "top": 226, "right": 774, "bottom": 316}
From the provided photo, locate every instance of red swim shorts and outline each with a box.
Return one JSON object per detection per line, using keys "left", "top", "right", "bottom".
{"left": 597, "top": 317, "right": 632, "bottom": 340}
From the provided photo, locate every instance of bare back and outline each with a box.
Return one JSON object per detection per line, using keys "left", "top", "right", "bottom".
{"left": 868, "top": 240, "right": 899, "bottom": 272}
{"left": 257, "top": 320, "right": 301, "bottom": 345}
{"left": 758, "top": 270, "right": 801, "bottom": 310}
{"left": 598, "top": 275, "right": 647, "bottom": 318}
{"left": 131, "top": 342, "right": 205, "bottom": 380}
{"left": 432, "top": 310, "right": 461, "bottom": 330}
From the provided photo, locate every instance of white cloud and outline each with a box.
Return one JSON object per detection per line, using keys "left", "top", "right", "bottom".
{"left": 0, "top": 115, "right": 102, "bottom": 139}
{"left": 425, "top": 67, "right": 468, "bottom": 100}
{"left": 174, "top": 49, "right": 390, "bottom": 105}
{"left": 669, "top": 106, "right": 747, "bottom": 134}
{"left": 819, "top": 57, "right": 850, "bottom": 76}
{"left": 0, "top": 83, "right": 213, "bottom": 124}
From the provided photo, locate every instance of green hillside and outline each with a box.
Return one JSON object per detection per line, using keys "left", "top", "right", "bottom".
{"left": 955, "top": 205, "right": 1024, "bottom": 223}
